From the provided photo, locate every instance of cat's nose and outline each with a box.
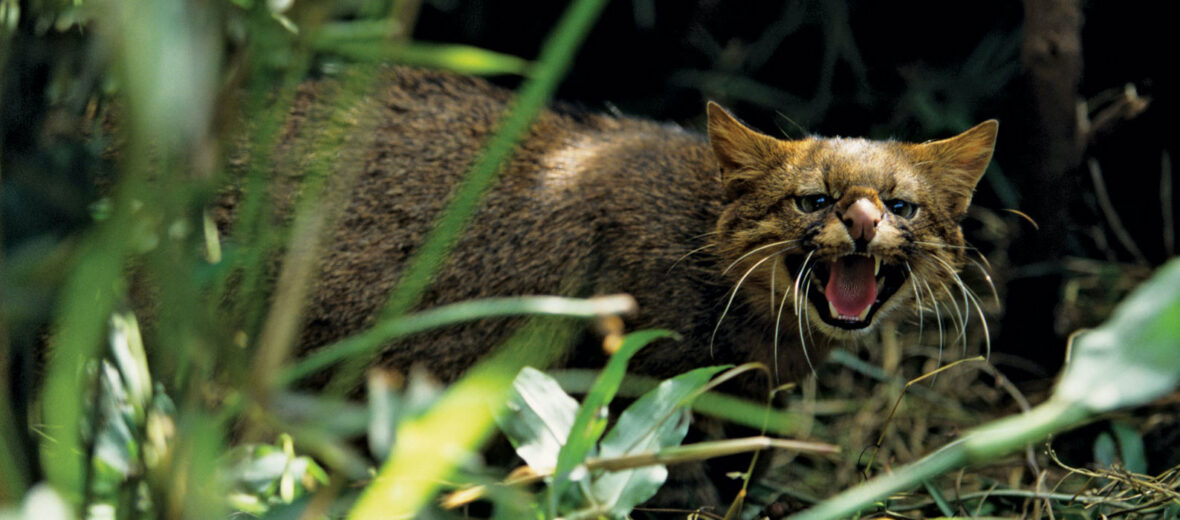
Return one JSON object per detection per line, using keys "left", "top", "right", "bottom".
{"left": 842, "top": 198, "right": 882, "bottom": 242}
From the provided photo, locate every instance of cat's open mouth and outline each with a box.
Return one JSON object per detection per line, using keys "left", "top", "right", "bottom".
{"left": 795, "top": 253, "right": 908, "bottom": 330}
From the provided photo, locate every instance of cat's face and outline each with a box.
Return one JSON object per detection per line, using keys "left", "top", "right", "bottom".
{"left": 706, "top": 102, "right": 998, "bottom": 340}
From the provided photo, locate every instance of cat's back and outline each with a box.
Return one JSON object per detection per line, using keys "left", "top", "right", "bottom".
{"left": 270, "top": 67, "right": 722, "bottom": 375}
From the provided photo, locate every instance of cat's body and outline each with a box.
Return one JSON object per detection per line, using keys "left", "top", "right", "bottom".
{"left": 228, "top": 66, "right": 997, "bottom": 506}
{"left": 244, "top": 66, "right": 997, "bottom": 393}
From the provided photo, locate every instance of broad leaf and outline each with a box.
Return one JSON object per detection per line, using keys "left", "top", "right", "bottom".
{"left": 551, "top": 331, "right": 676, "bottom": 498}
{"left": 499, "top": 367, "right": 579, "bottom": 471}
{"left": 590, "top": 365, "right": 729, "bottom": 515}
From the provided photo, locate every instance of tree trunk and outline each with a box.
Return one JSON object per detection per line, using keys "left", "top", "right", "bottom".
{"left": 999, "top": 0, "right": 1084, "bottom": 375}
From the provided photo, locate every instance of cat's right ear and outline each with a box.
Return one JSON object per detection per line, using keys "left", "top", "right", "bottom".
{"left": 706, "top": 102, "right": 783, "bottom": 195}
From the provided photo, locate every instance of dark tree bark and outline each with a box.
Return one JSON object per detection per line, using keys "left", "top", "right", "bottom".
{"left": 998, "top": 0, "right": 1084, "bottom": 375}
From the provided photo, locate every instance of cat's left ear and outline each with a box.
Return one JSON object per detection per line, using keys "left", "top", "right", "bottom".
{"left": 917, "top": 120, "right": 999, "bottom": 214}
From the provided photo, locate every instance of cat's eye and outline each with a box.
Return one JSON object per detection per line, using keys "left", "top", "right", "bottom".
{"left": 886, "top": 199, "right": 918, "bottom": 219}
{"left": 795, "top": 194, "right": 832, "bottom": 213}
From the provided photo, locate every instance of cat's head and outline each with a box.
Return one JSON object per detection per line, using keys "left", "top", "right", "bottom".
{"left": 706, "top": 102, "right": 998, "bottom": 340}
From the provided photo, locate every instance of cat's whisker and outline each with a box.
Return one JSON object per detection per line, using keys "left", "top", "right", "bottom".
{"left": 769, "top": 258, "right": 777, "bottom": 317}
{"left": 946, "top": 266, "right": 993, "bottom": 360}
{"left": 971, "top": 289, "right": 992, "bottom": 359}
{"left": 791, "top": 251, "right": 815, "bottom": 317}
{"left": 904, "top": 261, "right": 925, "bottom": 344}
{"left": 938, "top": 282, "right": 969, "bottom": 355}
{"left": 796, "top": 266, "right": 818, "bottom": 379}
{"left": 930, "top": 255, "right": 993, "bottom": 360}
{"left": 802, "top": 267, "right": 818, "bottom": 346}
{"left": 722, "top": 239, "right": 799, "bottom": 276}
{"left": 919, "top": 277, "right": 945, "bottom": 357}
{"left": 967, "top": 256, "right": 1000, "bottom": 307}
{"left": 711, "top": 248, "right": 788, "bottom": 357}
{"left": 931, "top": 256, "right": 977, "bottom": 320}
{"left": 966, "top": 242, "right": 994, "bottom": 271}
{"left": 667, "top": 243, "right": 716, "bottom": 273}
{"left": 773, "top": 272, "right": 793, "bottom": 385}
{"left": 911, "top": 240, "right": 977, "bottom": 251}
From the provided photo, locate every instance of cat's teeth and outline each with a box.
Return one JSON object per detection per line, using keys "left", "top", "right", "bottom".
{"left": 827, "top": 301, "right": 874, "bottom": 322}
{"left": 874, "top": 256, "right": 881, "bottom": 276}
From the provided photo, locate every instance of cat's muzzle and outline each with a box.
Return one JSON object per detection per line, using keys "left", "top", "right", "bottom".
{"left": 798, "top": 253, "right": 908, "bottom": 330}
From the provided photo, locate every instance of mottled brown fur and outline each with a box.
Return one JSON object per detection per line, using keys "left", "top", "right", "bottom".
{"left": 230, "top": 66, "right": 997, "bottom": 507}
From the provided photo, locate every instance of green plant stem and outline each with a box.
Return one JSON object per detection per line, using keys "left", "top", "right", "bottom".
{"left": 887, "top": 488, "right": 1139, "bottom": 512}
{"left": 280, "top": 295, "right": 633, "bottom": 386}
{"left": 789, "top": 398, "right": 1091, "bottom": 520}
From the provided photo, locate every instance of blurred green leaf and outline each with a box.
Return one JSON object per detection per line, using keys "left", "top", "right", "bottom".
{"left": 0, "top": 484, "right": 75, "bottom": 520}
{"left": 1055, "top": 257, "right": 1180, "bottom": 412}
{"left": 365, "top": 371, "right": 401, "bottom": 463}
{"left": 225, "top": 435, "right": 329, "bottom": 512}
{"left": 311, "top": 20, "right": 531, "bottom": 76}
{"left": 1111, "top": 421, "right": 1147, "bottom": 474}
{"left": 281, "top": 295, "right": 634, "bottom": 386}
{"left": 1093, "top": 432, "right": 1117, "bottom": 469}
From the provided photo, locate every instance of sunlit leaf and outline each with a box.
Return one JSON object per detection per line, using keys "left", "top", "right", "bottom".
{"left": 500, "top": 367, "right": 580, "bottom": 472}
{"left": 549, "top": 330, "right": 676, "bottom": 507}
{"left": 591, "top": 365, "right": 727, "bottom": 515}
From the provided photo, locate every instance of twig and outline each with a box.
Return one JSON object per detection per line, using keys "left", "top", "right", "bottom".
{"left": 1082, "top": 83, "right": 1151, "bottom": 147}
{"left": 1088, "top": 158, "right": 1150, "bottom": 266}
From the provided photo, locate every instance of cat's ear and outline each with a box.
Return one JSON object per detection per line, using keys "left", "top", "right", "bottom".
{"left": 916, "top": 119, "right": 999, "bottom": 214}
{"left": 706, "top": 102, "right": 784, "bottom": 195}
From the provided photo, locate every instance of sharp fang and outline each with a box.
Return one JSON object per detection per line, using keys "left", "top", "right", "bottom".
{"left": 828, "top": 301, "right": 838, "bottom": 319}
{"left": 857, "top": 303, "right": 871, "bottom": 322}
{"left": 874, "top": 256, "right": 881, "bottom": 276}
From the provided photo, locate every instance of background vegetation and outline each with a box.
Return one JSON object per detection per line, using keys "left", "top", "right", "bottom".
{"left": 2, "top": 0, "right": 1177, "bottom": 518}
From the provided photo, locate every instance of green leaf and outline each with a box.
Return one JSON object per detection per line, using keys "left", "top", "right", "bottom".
{"left": 1092, "top": 432, "right": 1117, "bottom": 468}
{"left": 549, "top": 330, "right": 676, "bottom": 506}
{"left": 590, "top": 365, "right": 728, "bottom": 516}
{"left": 1055, "top": 258, "right": 1180, "bottom": 412}
{"left": 500, "top": 367, "right": 580, "bottom": 472}
{"left": 280, "top": 295, "right": 634, "bottom": 386}
{"left": 1111, "top": 421, "right": 1147, "bottom": 474}
{"left": 310, "top": 21, "right": 532, "bottom": 76}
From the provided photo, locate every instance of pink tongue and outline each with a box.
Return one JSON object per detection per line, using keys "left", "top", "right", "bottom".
{"left": 825, "top": 256, "right": 878, "bottom": 319}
